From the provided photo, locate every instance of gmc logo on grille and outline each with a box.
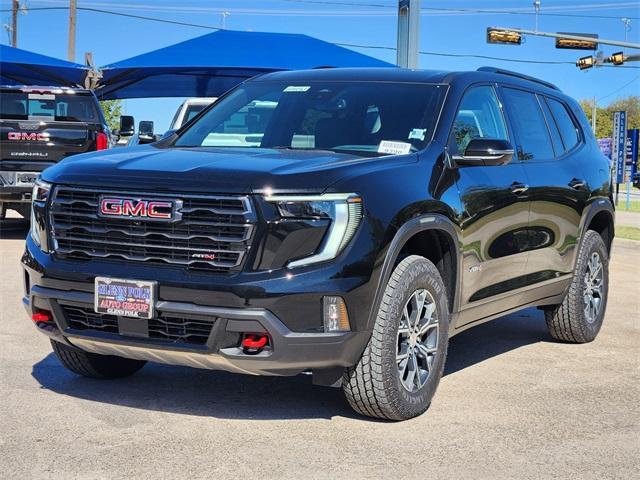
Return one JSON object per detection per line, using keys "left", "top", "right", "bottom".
{"left": 98, "top": 197, "right": 181, "bottom": 222}
{"left": 7, "top": 132, "right": 50, "bottom": 141}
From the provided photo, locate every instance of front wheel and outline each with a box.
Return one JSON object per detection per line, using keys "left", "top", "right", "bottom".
{"left": 51, "top": 340, "right": 147, "bottom": 378}
{"left": 343, "top": 255, "right": 450, "bottom": 421}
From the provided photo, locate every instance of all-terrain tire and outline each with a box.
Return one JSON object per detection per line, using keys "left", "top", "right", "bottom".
{"left": 343, "top": 255, "right": 449, "bottom": 421}
{"left": 545, "top": 230, "right": 609, "bottom": 343}
{"left": 51, "top": 340, "right": 146, "bottom": 378}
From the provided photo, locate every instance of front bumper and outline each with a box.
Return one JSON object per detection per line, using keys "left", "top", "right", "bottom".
{"left": 0, "top": 185, "right": 32, "bottom": 205}
{"left": 24, "top": 285, "right": 370, "bottom": 376}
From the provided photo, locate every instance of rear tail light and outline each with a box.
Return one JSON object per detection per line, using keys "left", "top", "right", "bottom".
{"left": 96, "top": 132, "right": 108, "bottom": 150}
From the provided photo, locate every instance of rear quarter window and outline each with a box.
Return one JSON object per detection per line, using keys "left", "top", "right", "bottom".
{"left": 545, "top": 97, "right": 580, "bottom": 152}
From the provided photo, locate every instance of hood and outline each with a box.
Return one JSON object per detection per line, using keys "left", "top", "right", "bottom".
{"left": 41, "top": 145, "right": 397, "bottom": 194}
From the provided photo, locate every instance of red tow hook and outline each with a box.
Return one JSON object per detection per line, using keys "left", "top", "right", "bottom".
{"left": 32, "top": 310, "right": 53, "bottom": 324}
{"left": 241, "top": 333, "right": 269, "bottom": 355}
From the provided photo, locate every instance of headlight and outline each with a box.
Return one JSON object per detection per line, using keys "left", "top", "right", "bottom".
{"left": 32, "top": 179, "right": 51, "bottom": 202}
{"left": 265, "top": 193, "right": 363, "bottom": 268}
{"left": 30, "top": 179, "right": 52, "bottom": 248}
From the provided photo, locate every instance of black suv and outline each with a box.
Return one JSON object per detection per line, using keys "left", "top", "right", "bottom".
{"left": 22, "top": 68, "right": 614, "bottom": 420}
{"left": 0, "top": 85, "right": 109, "bottom": 218}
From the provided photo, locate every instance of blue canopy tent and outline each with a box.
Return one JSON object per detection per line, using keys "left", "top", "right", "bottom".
{"left": 0, "top": 44, "right": 89, "bottom": 87}
{"left": 97, "top": 30, "right": 394, "bottom": 100}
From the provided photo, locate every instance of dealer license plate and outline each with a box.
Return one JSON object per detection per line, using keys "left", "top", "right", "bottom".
{"left": 94, "top": 277, "right": 156, "bottom": 319}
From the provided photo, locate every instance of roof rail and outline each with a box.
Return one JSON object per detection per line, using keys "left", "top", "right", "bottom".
{"left": 477, "top": 66, "right": 560, "bottom": 91}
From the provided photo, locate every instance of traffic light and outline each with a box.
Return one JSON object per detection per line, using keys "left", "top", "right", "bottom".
{"left": 555, "top": 32, "right": 598, "bottom": 50}
{"left": 608, "top": 52, "right": 625, "bottom": 65}
{"left": 576, "top": 55, "right": 595, "bottom": 70}
{"left": 486, "top": 28, "right": 522, "bottom": 45}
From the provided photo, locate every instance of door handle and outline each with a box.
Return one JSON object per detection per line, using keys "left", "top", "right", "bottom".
{"left": 510, "top": 182, "right": 529, "bottom": 195}
{"left": 569, "top": 178, "right": 586, "bottom": 190}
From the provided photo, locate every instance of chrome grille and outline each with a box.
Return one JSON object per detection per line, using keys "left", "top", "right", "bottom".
{"left": 49, "top": 186, "right": 255, "bottom": 272}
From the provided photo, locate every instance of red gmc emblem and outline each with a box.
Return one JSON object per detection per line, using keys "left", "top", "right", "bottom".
{"left": 98, "top": 197, "right": 180, "bottom": 222}
{"left": 8, "top": 132, "right": 50, "bottom": 142}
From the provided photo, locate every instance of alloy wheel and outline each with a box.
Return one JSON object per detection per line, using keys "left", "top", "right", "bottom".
{"left": 583, "top": 252, "right": 604, "bottom": 324}
{"left": 396, "top": 288, "right": 439, "bottom": 392}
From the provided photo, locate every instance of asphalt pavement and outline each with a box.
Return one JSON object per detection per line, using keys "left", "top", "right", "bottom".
{"left": 1, "top": 217, "right": 638, "bottom": 480}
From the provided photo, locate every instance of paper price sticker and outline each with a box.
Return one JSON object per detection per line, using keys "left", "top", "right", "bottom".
{"left": 283, "top": 86, "right": 311, "bottom": 92}
{"left": 378, "top": 140, "right": 412, "bottom": 155}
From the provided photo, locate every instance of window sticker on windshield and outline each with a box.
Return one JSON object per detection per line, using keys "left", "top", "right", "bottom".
{"left": 283, "top": 86, "right": 311, "bottom": 92}
{"left": 408, "top": 128, "right": 426, "bottom": 141}
{"left": 378, "top": 140, "right": 412, "bottom": 155}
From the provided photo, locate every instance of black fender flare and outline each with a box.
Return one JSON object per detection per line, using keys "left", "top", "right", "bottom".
{"left": 576, "top": 198, "right": 615, "bottom": 264}
{"left": 365, "top": 213, "right": 462, "bottom": 332}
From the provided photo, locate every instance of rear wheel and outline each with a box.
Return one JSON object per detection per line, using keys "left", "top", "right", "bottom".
{"left": 51, "top": 340, "right": 147, "bottom": 378}
{"left": 545, "top": 230, "right": 609, "bottom": 343}
{"left": 342, "top": 255, "right": 449, "bottom": 421}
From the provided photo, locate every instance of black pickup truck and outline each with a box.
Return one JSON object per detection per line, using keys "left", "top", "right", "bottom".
{"left": 0, "top": 86, "right": 109, "bottom": 218}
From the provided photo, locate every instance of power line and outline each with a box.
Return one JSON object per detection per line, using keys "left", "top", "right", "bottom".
{"left": 4, "top": 5, "right": 639, "bottom": 69}
{"left": 0, "top": 6, "right": 220, "bottom": 29}
{"left": 21, "top": 0, "right": 640, "bottom": 20}
{"left": 597, "top": 75, "right": 640, "bottom": 100}
{"left": 279, "top": 0, "right": 640, "bottom": 20}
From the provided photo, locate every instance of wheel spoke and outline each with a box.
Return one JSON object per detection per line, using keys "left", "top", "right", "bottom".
{"left": 416, "top": 342, "right": 436, "bottom": 361}
{"left": 403, "top": 353, "right": 418, "bottom": 390}
{"left": 396, "top": 342, "right": 410, "bottom": 364}
{"left": 591, "top": 263, "right": 602, "bottom": 282}
{"left": 417, "top": 320, "right": 437, "bottom": 337}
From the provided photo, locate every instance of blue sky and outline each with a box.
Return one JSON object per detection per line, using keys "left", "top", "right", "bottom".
{"left": 2, "top": 0, "right": 639, "bottom": 132}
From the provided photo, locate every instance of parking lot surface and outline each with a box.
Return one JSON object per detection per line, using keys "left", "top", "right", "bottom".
{"left": 1, "top": 217, "right": 638, "bottom": 480}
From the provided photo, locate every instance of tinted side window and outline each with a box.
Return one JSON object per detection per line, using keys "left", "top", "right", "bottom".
{"left": 452, "top": 86, "right": 508, "bottom": 155}
{"left": 539, "top": 97, "right": 564, "bottom": 157}
{"left": 502, "top": 88, "right": 554, "bottom": 161}
{"left": 546, "top": 97, "right": 580, "bottom": 152}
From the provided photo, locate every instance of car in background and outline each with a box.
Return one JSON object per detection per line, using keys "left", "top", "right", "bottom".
{"left": 0, "top": 85, "right": 110, "bottom": 218}
{"left": 633, "top": 171, "right": 639, "bottom": 189}
{"left": 169, "top": 97, "right": 217, "bottom": 131}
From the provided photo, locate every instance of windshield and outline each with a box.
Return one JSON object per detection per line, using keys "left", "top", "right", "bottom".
{"left": 175, "top": 81, "right": 447, "bottom": 155}
{"left": 0, "top": 91, "right": 99, "bottom": 122}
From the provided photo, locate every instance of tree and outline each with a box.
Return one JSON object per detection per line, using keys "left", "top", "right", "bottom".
{"left": 579, "top": 96, "right": 640, "bottom": 139}
{"left": 99, "top": 100, "right": 123, "bottom": 131}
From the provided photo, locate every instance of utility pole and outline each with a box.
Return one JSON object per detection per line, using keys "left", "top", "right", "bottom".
{"left": 533, "top": 0, "right": 541, "bottom": 33}
{"left": 396, "top": 0, "right": 420, "bottom": 68}
{"left": 68, "top": 0, "right": 77, "bottom": 62}
{"left": 11, "top": 0, "right": 18, "bottom": 47}
{"left": 592, "top": 96, "right": 597, "bottom": 133}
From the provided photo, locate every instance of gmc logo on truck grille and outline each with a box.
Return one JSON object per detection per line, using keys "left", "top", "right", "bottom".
{"left": 7, "top": 132, "right": 50, "bottom": 141}
{"left": 98, "top": 197, "right": 181, "bottom": 222}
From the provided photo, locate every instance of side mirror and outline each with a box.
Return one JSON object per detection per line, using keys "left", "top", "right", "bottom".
{"left": 454, "top": 138, "right": 514, "bottom": 167}
{"left": 138, "top": 120, "right": 155, "bottom": 144}
{"left": 161, "top": 129, "right": 177, "bottom": 139}
{"left": 119, "top": 115, "right": 135, "bottom": 137}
